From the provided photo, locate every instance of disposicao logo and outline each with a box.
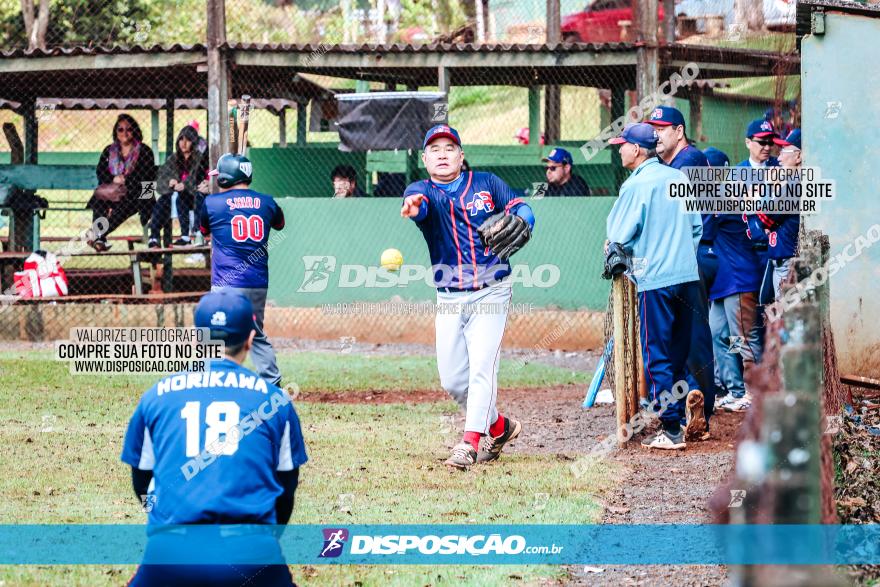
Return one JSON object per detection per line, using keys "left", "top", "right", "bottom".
{"left": 319, "top": 528, "right": 349, "bottom": 558}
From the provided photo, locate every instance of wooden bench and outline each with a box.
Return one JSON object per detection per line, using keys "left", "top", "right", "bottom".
{"left": 0, "top": 234, "right": 143, "bottom": 252}
{"left": 0, "top": 245, "right": 210, "bottom": 297}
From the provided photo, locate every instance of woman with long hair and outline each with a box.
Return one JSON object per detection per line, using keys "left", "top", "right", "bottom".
{"left": 88, "top": 114, "right": 157, "bottom": 252}
{"left": 149, "top": 124, "right": 209, "bottom": 247}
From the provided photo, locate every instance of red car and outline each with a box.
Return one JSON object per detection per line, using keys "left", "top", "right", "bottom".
{"left": 561, "top": 0, "right": 665, "bottom": 43}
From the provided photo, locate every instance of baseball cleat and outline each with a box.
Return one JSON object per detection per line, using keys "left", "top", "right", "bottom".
{"left": 683, "top": 390, "right": 709, "bottom": 441}
{"left": 641, "top": 427, "right": 686, "bottom": 450}
{"left": 444, "top": 442, "right": 477, "bottom": 470}
{"left": 723, "top": 395, "right": 752, "bottom": 412}
{"left": 477, "top": 417, "right": 522, "bottom": 463}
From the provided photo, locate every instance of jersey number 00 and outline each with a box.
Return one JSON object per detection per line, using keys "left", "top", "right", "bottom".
{"left": 230, "top": 214, "right": 265, "bottom": 242}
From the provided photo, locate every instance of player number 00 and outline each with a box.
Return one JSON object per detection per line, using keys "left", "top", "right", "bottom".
{"left": 180, "top": 401, "right": 241, "bottom": 457}
{"left": 231, "top": 214, "right": 264, "bottom": 242}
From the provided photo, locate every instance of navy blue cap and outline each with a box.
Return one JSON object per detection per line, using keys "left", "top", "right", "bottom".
{"left": 423, "top": 125, "right": 461, "bottom": 148}
{"left": 542, "top": 148, "right": 573, "bottom": 165}
{"left": 774, "top": 128, "right": 801, "bottom": 150}
{"left": 745, "top": 118, "right": 778, "bottom": 139}
{"left": 609, "top": 123, "right": 658, "bottom": 149}
{"left": 646, "top": 106, "right": 686, "bottom": 128}
{"left": 703, "top": 147, "right": 730, "bottom": 167}
{"left": 194, "top": 290, "right": 256, "bottom": 346}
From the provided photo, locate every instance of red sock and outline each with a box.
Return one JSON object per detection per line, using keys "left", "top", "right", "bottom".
{"left": 463, "top": 431, "right": 481, "bottom": 452}
{"left": 489, "top": 414, "right": 506, "bottom": 438}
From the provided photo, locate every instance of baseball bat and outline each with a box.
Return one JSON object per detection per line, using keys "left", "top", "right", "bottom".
{"left": 237, "top": 95, "right": 251, "bottom": 156}
{"left": 583, "top": 338, "right": 613, "bottom": 408}
{"left": 228, "top": 106, "right": 238, "bottom": 154}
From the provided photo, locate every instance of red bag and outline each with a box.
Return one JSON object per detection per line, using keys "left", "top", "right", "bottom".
{"left": 14, "top": 251, "right": 69, "bottom": 298}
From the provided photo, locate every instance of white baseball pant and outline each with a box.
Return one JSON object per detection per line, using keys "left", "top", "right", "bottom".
{"left": 435, "top": 282, "right": 512, "bottom": 434}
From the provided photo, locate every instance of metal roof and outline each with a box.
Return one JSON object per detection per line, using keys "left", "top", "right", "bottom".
{"left": 0, "top": 42, "right": 797, "bottom": 103}
{"left": 796, "top": 0, "right": 880, "bottom": 47}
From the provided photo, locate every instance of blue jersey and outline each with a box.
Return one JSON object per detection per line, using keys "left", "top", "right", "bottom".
{"left": 199, "top": 188, "right": 285, "bottom": 288}
{"left": 709, "top": 214, "right": 764, "bottom": 300}
{"left": 121, "top": 359, "right": 308, "bottom": 525}
{"left": 665, "top": 145, "right": 715, "bottom": 242}
{"left": 404, "top": 171, "right": 534, "bottom": 290}
{"left": 754, "top": 212, "right": 800, "bottom": 260}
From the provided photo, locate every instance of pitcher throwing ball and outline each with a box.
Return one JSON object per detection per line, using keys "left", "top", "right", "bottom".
{"left": 400, "top": 125, "right": 535, "bottom": 470}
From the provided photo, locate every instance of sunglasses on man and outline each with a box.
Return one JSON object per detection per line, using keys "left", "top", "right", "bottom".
{"left": 749, "top": 138, "right": 774, "bottom": 147}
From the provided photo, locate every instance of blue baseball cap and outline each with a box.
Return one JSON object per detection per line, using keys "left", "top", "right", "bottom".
{"left": 745, "top": 118, "right": 778, "bottom": 139}
{"left": 423, "top": 125, "right": 461, "bottom": 148}
{"left": 703, "top": 147, "right": 730, "bottom": 167}
{"left": 774, "top": 128, "right": 801, "bottom": 150}
{"left": 542, "top": 148, "right": 573, "bottom": 165}
{"left": 194, "top": 290, "right": 256, "bottom": 346}
{"left": 646, "top": 105, "right": 686, "bottom": 128}
{"left": 609, "top": 123, "right": 658, "bottom": 149}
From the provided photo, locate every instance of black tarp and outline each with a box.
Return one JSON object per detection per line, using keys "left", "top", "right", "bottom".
{"left": 335, "top": 92, "right": 446, "bottom": 152}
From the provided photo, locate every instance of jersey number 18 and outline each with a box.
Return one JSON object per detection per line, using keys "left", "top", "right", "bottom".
{"left": 180, "top": 401, "right": 241, "bottom": 456}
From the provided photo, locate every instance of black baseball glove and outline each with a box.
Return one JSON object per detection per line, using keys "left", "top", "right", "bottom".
{"left": 477, "top": 213, "right": 531, "bottom": 260}
{"left": 602, "top": 242, "right": 632, "bottom": 279}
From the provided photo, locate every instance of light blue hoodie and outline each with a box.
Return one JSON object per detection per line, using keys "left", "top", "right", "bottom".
{"left": 606, "top": 157, "right": 701, "bottom": 292}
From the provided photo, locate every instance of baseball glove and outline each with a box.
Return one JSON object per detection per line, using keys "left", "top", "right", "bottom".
{"left": 602, "top": 242, "right": 631, "bottom": 279}
{"left": 477, "top": 213, "right": 531, "bottom": 260}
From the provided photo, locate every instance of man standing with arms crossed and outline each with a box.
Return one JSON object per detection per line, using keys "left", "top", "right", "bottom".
{"left": 646, "top": 106, "right": 714, "bottom": 440}
{"left": 121, "top": 290, "right": 307, "bottom": 586}
{"left": 606, "top": 123, "right": 702, "bottom": 450}
{"left": 400, "top": 124, "right": 535, "bottom": 470}
{"left": 200, "top": 153, "right": 286, "bottom": 386}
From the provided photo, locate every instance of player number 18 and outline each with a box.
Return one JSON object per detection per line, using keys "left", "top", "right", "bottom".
{"left": 180, "top": 401, "right": 241, "bottom": 457}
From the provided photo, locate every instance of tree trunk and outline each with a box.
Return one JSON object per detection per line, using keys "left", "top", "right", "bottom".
{"left": 21, "top": 0, "right": 34, "bottom": 47}
{"left": 34, "top": 0, "right": 49, "bottom": 50}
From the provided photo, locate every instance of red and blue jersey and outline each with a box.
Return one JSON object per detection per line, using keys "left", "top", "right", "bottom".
{"left": 120, "top": 359, "right": 308, "bottom": 525}
{"left": 710, "top": 213, "right": 765, "bottom": 300}
{"left": 199, "top": 188, "right": 285, "bottom": 289}
{"left": 404, "top": 171, "right": 534, "bottom": 290}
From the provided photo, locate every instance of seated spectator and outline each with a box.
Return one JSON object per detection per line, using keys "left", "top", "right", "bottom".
{"left": 331, "top": 165, "right": 366, "bottom": 198}
{"left": 149, "top": 124, "right": 209, "bottom": 248}
{"left": 542, "top": 148, "right": 592, "bottom": 196}
{"left": 88, "top": 114, "right": 156, "bottom": 251}
{"left": 374, "top": 172, "right": 408, "bottom": 197}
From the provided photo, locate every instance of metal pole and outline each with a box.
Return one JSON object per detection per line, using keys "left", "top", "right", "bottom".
{"left": 528, "top": 87, "right": 540, "bottom": 146}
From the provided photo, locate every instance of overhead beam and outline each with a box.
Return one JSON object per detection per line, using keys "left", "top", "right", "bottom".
{"left": 0, "top": 52, "right": 206, "bottom": 74}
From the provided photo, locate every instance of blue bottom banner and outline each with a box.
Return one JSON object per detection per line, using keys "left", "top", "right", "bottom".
{"left": 1, "top": 525, "right": 878, "bottom": 565}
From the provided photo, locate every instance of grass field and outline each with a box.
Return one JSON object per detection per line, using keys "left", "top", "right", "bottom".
{"left": 0, "top": 349, "right": 609, "bottom": 586}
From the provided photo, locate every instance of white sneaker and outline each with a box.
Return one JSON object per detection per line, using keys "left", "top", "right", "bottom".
{"left": 641, "top": 428, "right": 686, "bottom": 450}
{"left": 715, "top": 395, "right": 735, "bottom": 408}
{"left": 723, "top": 396, "right": 752, "bottom": 412}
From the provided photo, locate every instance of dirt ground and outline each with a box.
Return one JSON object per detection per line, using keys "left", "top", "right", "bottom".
{"left": 290, "top": 340, "right": 740, "bottom": 587}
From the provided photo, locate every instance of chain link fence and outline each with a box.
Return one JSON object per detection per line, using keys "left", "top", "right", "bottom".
{"left": 0, "top": 0, "right": 797, "bottom": 349}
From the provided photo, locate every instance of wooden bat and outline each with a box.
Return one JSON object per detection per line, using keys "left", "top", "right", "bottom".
{"left": 237, "top": 95, "right": 251, "bottom": 156}
{"left": 228, "top": 106, "right": 237, "bottom": 154}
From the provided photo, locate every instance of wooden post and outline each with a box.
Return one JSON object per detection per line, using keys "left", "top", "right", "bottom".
{"left": 278, "top": 108, "right": 287, "bottom": 147}
{"left": 2, "top": 123, "right": 24, "bottom": 164}
{"left": 544, "top": 0, "right": 561, "bottom": 144}
{"left": 528, "top": 87, "right": 540, "bottom": 146}
{"left": 296, "top": 101, "right": 307, "bottom": 146}
{"left": 23, "top": 97, "right": 37, "bottom": 164}
{"left": 438, "top": 66, "right": 450, "bottom": 95}
{"left": 663, "top": 0, "right": 675, "bottom": 43}
{"left": 689, "top": 93, "right": 704, "bottom": 142}
{"left": 610, "top": 85, "right": 627, "bottom": 193}
{"left": 207, "top": 0, "right": 228, "bottom": 172}
{"left": 612, "top": 275, "right": 640, "bottom": 444}
{"left": 635, "top": 0, "right": 659, "bottom": 103}
{"left": 151, "top": 110, "right": 160, "bottom": 164}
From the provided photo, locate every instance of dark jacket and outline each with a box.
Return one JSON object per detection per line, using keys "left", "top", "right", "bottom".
{"left": 546, "top": 174, "right": 592, "bottom": 197}
{"left": 157, "top": 141, "right": 209, "bottom": 199}
{"left": 91, "top": 142, "right": 157, "bottom": 209}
